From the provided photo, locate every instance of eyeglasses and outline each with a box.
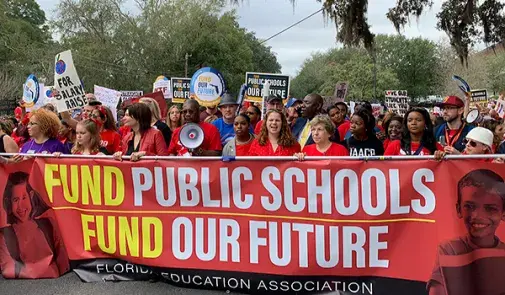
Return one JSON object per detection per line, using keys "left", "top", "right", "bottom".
{"left": 28, "top": 122, "right": 38, "bottom": 126}
{"left": 245, "top": 112, "right": 256, "bottom": 115}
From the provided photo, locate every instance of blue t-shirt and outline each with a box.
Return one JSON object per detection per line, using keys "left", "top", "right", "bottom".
{"left": 212, "top": 118, "right": 253, "bottom": 146}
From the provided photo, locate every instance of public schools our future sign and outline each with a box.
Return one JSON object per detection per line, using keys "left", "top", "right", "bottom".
{"left": 245, "top": 72, "right": 290, "bottom": 103}
{"left": 53, "top": 50, "right": 87, "bottom": 112}
{"left": 2, "top": 159, "right": 505, "bottom": 295}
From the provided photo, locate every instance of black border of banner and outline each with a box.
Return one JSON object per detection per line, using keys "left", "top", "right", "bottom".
{"left": 70, "top": 259, "right": 427, "bottom": 295}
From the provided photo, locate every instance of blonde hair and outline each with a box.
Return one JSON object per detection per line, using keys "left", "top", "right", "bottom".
{"left": 30, "top": 108, "right": 61, "bottom": 138}
{"left": 310, "top": 115, "right": 335, "bottom": 135}
{"left": 72, "top": 119, "right": 101, "bottom": 154}
{"left": 258, "top": 109, "right": 296, "bottom": 147}
{"left": 167, "top": 104, "right": 182, "bottom": 130}
{"left": 139, "top": 97, "right": 161, "bottom": 121}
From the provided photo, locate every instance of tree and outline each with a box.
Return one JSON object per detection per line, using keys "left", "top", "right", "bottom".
{"left": 53, "top": 0, "right": 281, "bottom": 94}
{"left": 233, "top": 0, "right": 505, "bottom": 66}
{"left": 0, "top": 0, "right": 54, "bottom": 107}
{"left": 375, "top": 35, "right": 442, "bottom": 98}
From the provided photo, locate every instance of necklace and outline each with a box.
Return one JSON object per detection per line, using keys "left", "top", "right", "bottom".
{"left": 236, "top": 134, "right": 253, "bottom": 145}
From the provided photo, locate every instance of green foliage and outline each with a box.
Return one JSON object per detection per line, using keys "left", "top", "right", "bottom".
{"left": 291, "top": 35, "right": 441, "bottom": 101}
{"left": 53, "top": 0, "right": 281, "bottom": 94}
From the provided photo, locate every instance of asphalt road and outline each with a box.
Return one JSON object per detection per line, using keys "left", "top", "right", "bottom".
{"left": 0, "top": 272, "right": 238, "bottom": 295}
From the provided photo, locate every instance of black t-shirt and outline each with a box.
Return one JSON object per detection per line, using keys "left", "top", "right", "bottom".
{"left": 346, "top": 135, "right": 384, "bottom": 157}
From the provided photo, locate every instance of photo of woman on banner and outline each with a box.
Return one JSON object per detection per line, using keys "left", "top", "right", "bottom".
{"left": 0, "top": 172, "right": 69, "bottom": 278}
{"left": 428, "top": 169, "right": 505, "bottom": 295}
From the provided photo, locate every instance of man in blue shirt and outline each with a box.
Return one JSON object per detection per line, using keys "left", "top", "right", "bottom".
{"left": 212, "top": 93, "right": 241, "bottom": 146}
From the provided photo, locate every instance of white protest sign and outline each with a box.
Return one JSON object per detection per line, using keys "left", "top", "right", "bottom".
{"left": 26, "top": 83, "right": 46, "bottom": 112}
{"left": 94, "top": 85, "right": 122, "bottom": 118}
{"left": 153, "top": 76, "right": 172, "bottom": 99}
{"left": 495, "top": 100, "right": 505, "bottom": 119}
{"left": 54, "top": 50, "right": 87, "bottom": 112}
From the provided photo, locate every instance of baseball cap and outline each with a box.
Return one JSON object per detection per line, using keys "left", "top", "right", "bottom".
{"left": 266, "top": 94, "right": 282, "bottom": 104}
{"left": 466, "top": 127, "right": 494, "bottom": 148}
{"left": 285, "top": 97, "right": 302, "bottom": 108}
{"left": 437, "top": 96, "right": 464, "bottom": 108}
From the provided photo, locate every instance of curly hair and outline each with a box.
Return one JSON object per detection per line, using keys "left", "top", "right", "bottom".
{"left": 3, "top": 171, "right": 50, "bottom": 224}
{"left": 92, "top": 106, "right": 117, "bottom": 131}
{"left": 401, "top": 108, "right": 437, "bottom": 155}
{"left": 258, "top": 109, "right": 297, "bottom": 147}
{"left": 72, "top": 119, "right": 102, "bottom": 154}
{"left": 351, "top": 108, "right": 376, "bottom": 138}
{"left": 30, "top": 108, "right": 61, "bottom": 139}
{"left": 482, "top": 119, "right": 504, "bottom": 147}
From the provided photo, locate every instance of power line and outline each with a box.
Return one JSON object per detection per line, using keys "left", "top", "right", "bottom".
{"left": 259, "top": 8, "right": 324, "bottom": 45}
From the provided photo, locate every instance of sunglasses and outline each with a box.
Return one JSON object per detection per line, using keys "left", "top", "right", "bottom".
{"left": 463, "top": 139, "right": 479, "bottom": 148}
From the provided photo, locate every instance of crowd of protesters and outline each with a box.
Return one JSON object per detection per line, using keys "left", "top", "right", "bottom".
{"left": 0, "top": 90, "right": 504, "bottom": 162}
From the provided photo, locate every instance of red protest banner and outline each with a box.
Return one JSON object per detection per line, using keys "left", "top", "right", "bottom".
{"left": 1, "top": 158, "right": 504, "bottom": 295}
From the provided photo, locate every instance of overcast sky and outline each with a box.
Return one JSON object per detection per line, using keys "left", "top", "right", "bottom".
{"left": 36, "top": 0, "right": 448, "bottom": 76}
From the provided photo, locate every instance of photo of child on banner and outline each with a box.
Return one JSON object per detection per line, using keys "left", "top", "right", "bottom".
{"left": 428, "top": 169, "right": 505, "bottom": 295}
{"left": 0, "top": 167, "right": 69, "bottom": 279}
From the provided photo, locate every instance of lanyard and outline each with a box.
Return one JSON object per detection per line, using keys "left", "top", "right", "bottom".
{"left": 405, "top": 143, "right": 424, "bottom": 155}
{"left": 445, "top": 123, "right": 465, "bottom": 147}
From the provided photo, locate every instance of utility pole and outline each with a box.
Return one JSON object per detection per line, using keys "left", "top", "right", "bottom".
{"left": 184, "top": 53, "right": 192, "bottom": 78}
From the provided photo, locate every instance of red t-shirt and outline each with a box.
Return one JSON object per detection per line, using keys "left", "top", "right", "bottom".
{"left": 248, "top": 139, "right": 301, "bottom": 156}
{"left": 254, "top": 120, "right": 264, "bottom": 135}
{"left": 302, "top": 142, "right": 349, "bottom": 156}
{"left": 118, "top": 126, "right": 131, "bottom": 138}
{"left": 337, "top": 121, "right": 351, "bottom": 142}
{"left": 383, "top": 138, "right": 391, "bottom": 150}
{"left": 168, "top": 122, "right": 222, "bottom": 156}
{"left": 384, "top": 140, "right": 443, "bottom": 156}
{"left": 447, "top": 129, "right": 458, "bottom": 143}
{"left": 235, "top": 141, "right": 253, "bottom": 156}
{"left": 100, "top": 129, "right": 121, "bottom": 154}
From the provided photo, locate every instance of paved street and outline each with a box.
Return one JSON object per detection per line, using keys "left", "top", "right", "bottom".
{"left": 0, "top": 272, "right": 237, "bottom": 295}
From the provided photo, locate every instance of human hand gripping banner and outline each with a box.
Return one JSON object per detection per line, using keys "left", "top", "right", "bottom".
{"left": 1, "top": 158, "right": 505, "bottom": 295}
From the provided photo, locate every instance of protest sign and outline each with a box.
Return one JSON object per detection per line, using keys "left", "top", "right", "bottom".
{"left": 153, "top": 76, "right": 172, "bottom": 99}
{"left": 470, "top": 89, "right": 488, "bottom": 109}
{"left": 22, "top": 74, "right": 40, "bottom": 108}
{"left": 371, "top": 103, "right": 384, "bottom": 117}
{"left": 25, "top": 83, "right": 46, "bottom": 112}
{"left": 385, "top": 90, "right": 410, "bottom": 117}
{"left": 170, "top": 77, "right": 191, "bottom": 104}
{"left": 190, "top": 67, "right": 226, "bottom": 107}
{"left": 245, "top": 72, "right": 290, "bottom": 103}
{"left": 53, "top": 50, "right": 87, "bottom": 112}
{"left": 495, "top": 99, "right": 505, "bottom": 118}
{"left": 94, "top": 85, "right": 122, "bottom": 118}
{"left": 120, "top": 91, "right": 143, "bottom": 102}
{"left": 1, "top": 158, "right": 505, "bottom": 295}
{"left": 142, "top": 91, "right": 168, "bottom": 118}
{"left": 334, "top": 81, "right": 349, "bottom": 102}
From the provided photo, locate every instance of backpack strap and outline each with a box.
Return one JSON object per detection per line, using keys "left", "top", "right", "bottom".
{"left": 1, "top": 226, "right": 24, "bottom": 278}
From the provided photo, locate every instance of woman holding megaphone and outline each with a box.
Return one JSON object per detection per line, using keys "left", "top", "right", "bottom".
{"left": 113, "top": 103, "right": 167, "bottom": 162}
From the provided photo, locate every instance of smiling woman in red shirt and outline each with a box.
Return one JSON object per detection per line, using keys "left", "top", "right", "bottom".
{"left": 113, "top": 103, "right": 168, "bottom": 162}
{"left": 91, "top": 106, "right": 121, "bottom": 155}
{"left": 248, "top": 109, "right": 300, "bottom": 156}
{"left": 385, "top": 108, "right": 442, "bottom": 156}
{"left": 295, "top": 115, "right": 348, "bottom": 160}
